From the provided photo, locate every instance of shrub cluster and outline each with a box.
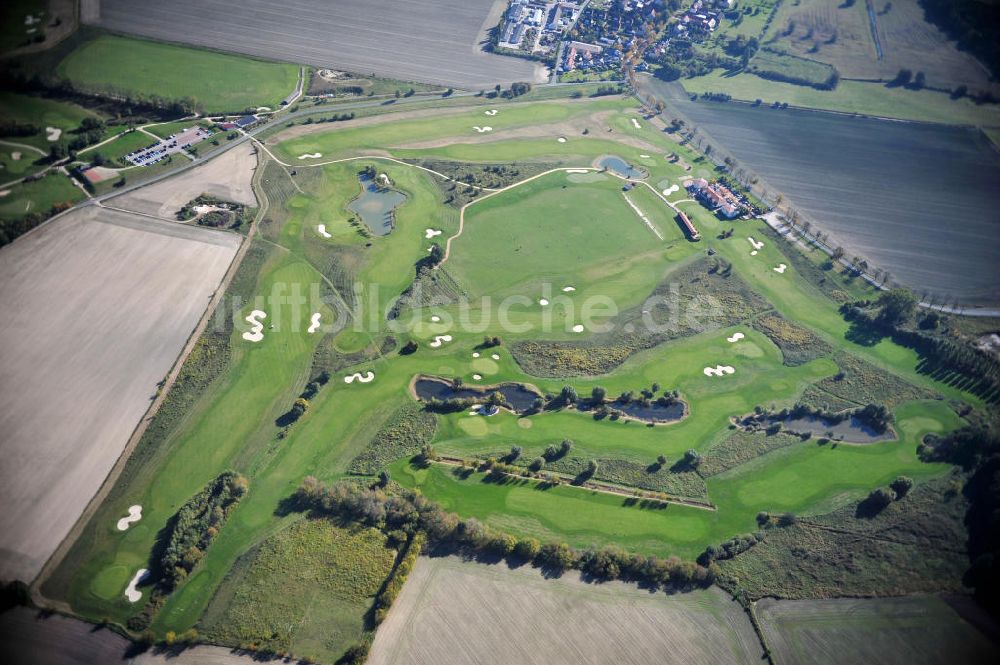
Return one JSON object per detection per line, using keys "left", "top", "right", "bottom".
{"left": 159, "top": 471, "right": 249, "bottom": 590}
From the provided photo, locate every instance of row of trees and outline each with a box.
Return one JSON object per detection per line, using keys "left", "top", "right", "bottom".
{"left": 293, "top": 477, "right": 717, "bottom": 589}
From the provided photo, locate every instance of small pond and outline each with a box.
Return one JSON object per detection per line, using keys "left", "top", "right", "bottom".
{"left": 414, "top": 378, "right": 541, "bottom": 413}
{"left": 347, "top": 173, "right": 407, "bottom": 236}
{"left": 578, "top": 398, "right": 686, "bottom": 424}
{"left": 765, "top": 415, "right": 894, "bottom": 443}
{"left": 597, "top": 155, "right": 647, "bottom": 180}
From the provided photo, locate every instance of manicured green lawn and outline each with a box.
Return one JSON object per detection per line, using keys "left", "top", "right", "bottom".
{"left": 0, "top": 172, "right": 82, "bottom": 220}
{"left": 450, "top": 172, "right": 675, "bottom": 305}
{"left": 0, "top": 0, "right": 45, "bottom": 54}
{"left": 0, "top": 91, "right": 102, "bottom": 151}
{"left": 56, "top": 34, "right": 300, "bottom": 113}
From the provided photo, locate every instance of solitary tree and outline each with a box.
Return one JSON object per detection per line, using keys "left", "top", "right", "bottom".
{"left": 890, "top": 475, "right": 913, "bottom": 499}
{"left": 591, "top": 386, "right": 607, "bottom": 403}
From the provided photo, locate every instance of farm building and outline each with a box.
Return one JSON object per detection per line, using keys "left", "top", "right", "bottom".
{"left": 234, "top": 114, "right": 259, "bottom": 129}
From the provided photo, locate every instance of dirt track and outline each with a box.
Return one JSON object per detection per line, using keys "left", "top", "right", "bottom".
{"left": 0, "top": 206, "right": 239, "bottom": 583}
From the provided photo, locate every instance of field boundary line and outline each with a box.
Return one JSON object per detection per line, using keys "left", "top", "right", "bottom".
{"left": 29, "top": 148, "right": 267, "bottom": 609}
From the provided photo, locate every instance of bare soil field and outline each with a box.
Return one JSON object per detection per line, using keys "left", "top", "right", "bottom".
{"left": 111, "top": 142, "right": 258, "bottom": 219}
{"left": 766, "top": 0, "right": 997, "bottom": 92}
{"left": 368, "top": 555, "right": 763, "bottom": 665}
{"left": 0, "top": 606, "right": 131, "bottom": 665}
{"left": 87, "top": 0, "right": 546, "bottom": 89}
{"left": 756, "top": 595, "right": 999, "bottom": 665}
{"left": 642, "top": 77, "right": 1000, "bottom": 306}
{"left": 0, "top": 605, "right": 265, "bottom": 664}
{"left": 0, "top": 206, "right": 240, "bottom": 583}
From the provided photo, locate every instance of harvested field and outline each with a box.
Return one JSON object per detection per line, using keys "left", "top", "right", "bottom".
{"left": 368, "top": 555, "right": 763, "bottom": 665}
{"left": 756, "top": 595, "right": 998, "bottom": 665}
{"left": 110, "top": 142, "right": 258, "bottom": 219}
{"left": 0, "top": 206, "right": 240, "bottom": 582}
{"left": 0, "top": 606, "right": 131, "bottom": 665}
{"left": 0, "top": 605, "right": 264, "bottom": 665}
{"left": 641, "top": 77, "right": 1000, "bottom": 305}
{"left": 88, "top": 0, "right": 546, "bottom": 89}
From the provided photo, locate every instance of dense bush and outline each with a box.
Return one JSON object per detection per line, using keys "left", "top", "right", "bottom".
{"left": 348, "top": 403, "right": 437, "bottom": 474}
{"left": 159, "top": 471, "right": 248, "bottom": 590}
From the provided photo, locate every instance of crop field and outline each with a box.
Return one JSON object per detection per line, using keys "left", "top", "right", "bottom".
{"left": 756, "top": 595, "right": 999, "bottom": 665}
{"left": 641, "top": 77, "right": 1000, "bottom": 306}
{"left": 368, "top": 555, "right": 763, "bottom": 665}
{"left": 679, "top": 70, "right": 1000, "bottom": 126}
{"left": 56, "top": 33, "right": 300, "bottom": 113}
{"left": 37, "top": 92, "right": 996, "bottom": 660}
{"left": 0, "top": 206, "right": 239, "bottom": 583}
{"left": 89, "top": 0, "right": 545, "bottom": 90}
{"left": 763, "top": 0, "right": 997, "bottom": 92}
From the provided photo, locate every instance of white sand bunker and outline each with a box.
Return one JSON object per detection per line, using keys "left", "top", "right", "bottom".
{"left": 726, "top": 332, "right": 745, "bottom": 343}
{"left": 539, "top": 298, "right": 549, "bottom": 306}
{"left": 125, "top": 569, "right": 149, "bottom": 603}
{"left": 557, "top": 137, "right": 567, "bottom": 143}
{"left": 747, "top": 237, "right": 764, "bottom": 251}
{"left": 308, "top": 312, "right": 322, "bottom": 333}
{"left": 430, "top": 315, "right": 441, "bottom": 323}
{"left": 242, "top": 310, "right": 267, "bottom": 342}
{"left": 116, "top": 505, "right": 142, "bottom": 531}
{"left": 572, "top": 324, "right": 585, "bottom": 333}
{"left": 473, "top": 374, "right": 482, "bottom": 380}
{"left": 663, "top": 185, "right": 679, "bottom": 195}
{"left": 298, "top": 152, "right": 322, "bottom": 159}
{"left": 631, "top": 118, "right": 642, "bottom": 129}
{"left": 750, "top": 251, "right": 758, "bottom": 256}
{"left": 485, "top": 109, "right": 498, "bottom": 116}
{"left": 640, "top": 154, "right": 650, "bottom": 158}
{"left": 562, "top": 286, "right": 576, "bottom": 292}
{"left": 703, "top": 365, "right": 736, "bottom": 377}
{"left": 566, "top": 169, "right": 588, "bottom": 173}
{"left": 429, "top": 334, "right": 453, "bottom": 348}
{"left": 425, "top": 228, "right": 442, "bottom": 238}
{"left": 773, "top": 264, "right": 788, "bottom": 274}
{"left": 0, "top": 190, "right": 10, "bottom": 198}
{"left": 472, "top": 352, "right": 480, "bottom": 358}
{"left": 491, "top": 353, "right": 500, "bottom": 360}
{"left": 344, "top": 371, "right": 375, "bottom": 384}
{"left": 317, "top": 224, "right": 332, "bottom": 238}
{"left": 473, "top": 126, "right": 493, "bottom": 133}
{"left": 45, "top": 126, "right": 61, "bottom": 141}
{"left": 257, "top": 106, "right": 272, "bottom": 112}
{"left": 11, "top": 152, "right": 21, "bottom": 161}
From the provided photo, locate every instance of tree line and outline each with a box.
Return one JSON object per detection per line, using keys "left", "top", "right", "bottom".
{"left": 292, "top": 477, "right": 717, "bottom": 590}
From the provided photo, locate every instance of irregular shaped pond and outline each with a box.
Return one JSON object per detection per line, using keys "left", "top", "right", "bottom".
{"left": 579, "top": 398, "right": 687, "bottom": 424}
{"left": 347, "top": 173, "right": 407, "bottom": 236}
{"left": 597, "top": 155, "right": 647, "bottom": 180}
{"left": 765, "top": 415, "right": 894, "bottom": 443}
{"left": 413, "top": 377, "right": 541, "bottom": 413}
